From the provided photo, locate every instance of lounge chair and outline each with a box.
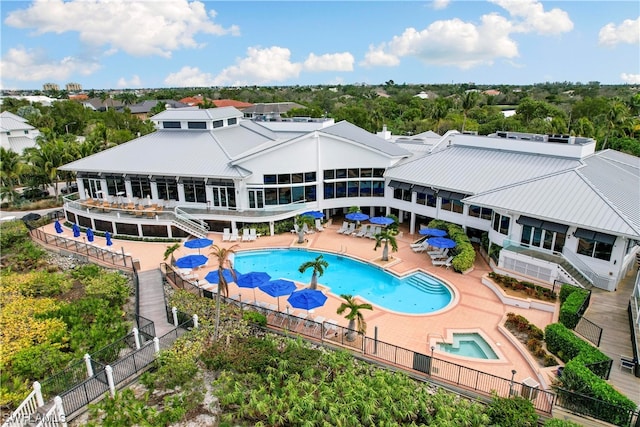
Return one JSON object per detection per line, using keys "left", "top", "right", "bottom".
{"left": 229, "top": 228, "right": 239, "bottom": 241}
{"left": 315, "top": 219, "right": 324, "bottom": 232}
{"left": 222, "top": 228, "right": 231, "bottom": 242}
{"left": 432, "top": 256, "right": 454, "bottom": 268}
{"left": 355, "top": 224, "right": 370, "bottom": 237}
{"left": 336, "top": 221, "right": 349, "bottom": 234}
{"left": 429, "top": 248, "right": 449, "bottom": 260}
{"left": 412, "top": 242, "right": 431, "bottom": 253}
{"left": 249, "top": 228, "right": 258, "bottom": 241}
{"left": 302, "top": 223, "right": 314, "bottom": 234}
{"left": 242, "top": 228, "right": 251, "bottom": 241}
{"left": 344, "top": 222, "right": 356, "bottom": 235}
{"left": 367, "top": 226, "right": 381, "bottom": 239}
{"left": 291, "top": 224, "right": 300, "bottom": 234}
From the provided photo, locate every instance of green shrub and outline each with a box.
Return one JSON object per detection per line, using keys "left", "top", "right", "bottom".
{"left": 427, "top": 220, "right": 476, "bottom": 272}
{"left": 559, "top": 288, "right": 589, "bottom": 329}
{"left": 545, "top": 323, "right": 608, "bottom": 366}
{"left": 544, "top": 419, "right": 583, "bottom": 427}
{"left": 486, "top": 392, "right": 538, "bottom": 426}
{"left": 85, "top": 272, "right": 131, "bottom": 307}
{"left": 243, "top": 310, "right": 267, "bottom": 326}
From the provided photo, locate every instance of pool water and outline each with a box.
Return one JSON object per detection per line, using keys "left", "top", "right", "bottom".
{"left": 437, "top": 333, "right": 499, "bottom": 359}
{"left": 232, "top": 249, "right": 453, "bottom": 315}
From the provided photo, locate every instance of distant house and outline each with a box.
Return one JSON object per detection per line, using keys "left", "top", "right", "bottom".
{"left": 0, "top": 111, "right": 40, "bottom": 154}
{"left": 127, "top": 100, "right": 191, "bottom": 120}
{"left": 242, "top": 102, "right": 305, "bottom": 120}
{"left": 81, "top": 98, "right": 123, "bottom": 112}
{"left": 178, "top": 95, "right": 253, "bottom": 111}
{"left": 483, "top": 89, "right": 501, "bottom": 97}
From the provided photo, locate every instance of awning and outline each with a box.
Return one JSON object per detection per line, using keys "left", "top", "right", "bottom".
{"left": 574, "top": 228, "right": 616, "bottom": 244}
{"left": 412, "top": 185, "right": 435, "bottom": 196}
{"left": 388, "top": 180, "right": 413, "bottom": 190}
{"left": 517, "top": 216, "right": 543, "bottom": 228}
{"left": 541, "top": 221, "right": 569, "bottom": 234}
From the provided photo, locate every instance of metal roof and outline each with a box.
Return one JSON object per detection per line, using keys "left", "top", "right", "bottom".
{"left": 150, "top": 106, "right": 243, "bottom": 121}
{"left": 321, "top": 121, "right": 411, "bottom": 157}
{"left": 386, "top": 145, "right": 580, "bottom": 194}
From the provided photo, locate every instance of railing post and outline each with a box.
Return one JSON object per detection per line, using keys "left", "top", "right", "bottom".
{"left": 153, "top": 337, "right": 160, "bottom": 353}
{"left": 193, "top": 314, "right": 199, "bottom": 329}
{"left": 84, "top": 354, "right": 93, "bottom": 377}
{"left": 172, "top": 307, "right": 178, "bottom": 327}
{"left": 54, "top": 396, "right": 68, "bottom": 427}
{"left": 33, "top": 381, "right": 44, "bottom": 407}
{"left": 132, "top": 328, "right": 141, "bottom": 349}
{"left": 105, "top": 366, "right": 115, "bottom": 397}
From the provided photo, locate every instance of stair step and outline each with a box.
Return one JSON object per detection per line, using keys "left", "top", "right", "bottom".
{"left": 407, "top": 275, "right": 449, "bottom": 294}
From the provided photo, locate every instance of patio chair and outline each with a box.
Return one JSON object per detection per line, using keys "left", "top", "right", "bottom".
{"left": 367, "top": 226, "right": 381, "bottom": 239}
{"left": 336, "top": 221, "right": 349, "bottom": 234}
{"left": 249, "top": 228, "right": 258, "bottom": 241}
{"left": 432, "top": 256, "right": 454, "bottom": 268}
{"left": 242, "top": 228, "right": 251, "bottom": 241}
{"left": 315, "top": 219, "right": 324, "bottom": 232}
{"left": 620, "top": 355, "right": 635, "bottom": 372}
{"left": 344, "top": 222, "right": 356, "bottom": 235}
{"left": 229, "top": 228, "right": 239, "bottom": 241}
{"left": 355, "top": 224, "right": 370, "bottom": 237}
{"left": 302, "top": 223, "right": 314, "bottom": 234}
{"left": 412, "top": 242, "right": 430, "bottom": 253}
{"left": 429, "top": 248, "right": 449, "bottom": 260}
{"left": 222, "top": 228, "right": 231, "bottom": 241}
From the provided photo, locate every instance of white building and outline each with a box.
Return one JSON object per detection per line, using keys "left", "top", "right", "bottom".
{"left": 0, "top": 111, "right": 40, "bottom": 153}
{"left": 59, "top": 107, "right": 640, "bottom": 292}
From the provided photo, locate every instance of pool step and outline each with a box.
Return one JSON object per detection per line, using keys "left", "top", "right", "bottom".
{"left": 407, "top": 275, "right": 449, "bottom": 294}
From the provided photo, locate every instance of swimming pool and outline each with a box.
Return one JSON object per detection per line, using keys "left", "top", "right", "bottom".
{"left": 437, "top": 333, "right": 499, "bottom": 359}
{"left": 232, "top": 249, "right": 453, "bottom": 315}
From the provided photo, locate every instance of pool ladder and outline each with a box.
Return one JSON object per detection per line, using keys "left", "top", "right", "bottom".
{"left": 337, "top": 245, "right": 348, "bottom": 255}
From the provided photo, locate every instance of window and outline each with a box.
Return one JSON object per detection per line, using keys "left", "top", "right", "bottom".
{"left": 492, "top": 213, "right": 511, "bottom": 235}
{"left": 336, "top": 169, "right": 347, "bottom": 179}
{"left": 469, "top": 205, "right": 493, "bottom": 220}
{"left": 335, "top": 182, "right": 346, "bottom": 198}
{"left": 575, "top": 229, "right": 615, "bottom": 261}
{"left": 359, "top": 181, "right": 372, "bottom": 197}
{"left": 263, "top": 174, "right": 277, "bottom": 185}
{"left": 227, "top": 118, "right": 237, "bottom": 125}
{"left": 212, "top": 120, "right": 223, "bottom": 128}
{"left": 520, "top": 225, "right": 566, "bottom": 253}
{"left": 292, "top": 173, "right": 303, "bottom": 184}
{"left": 324, "top": 183, "right": 335, "bottom": 199}
{"left": 105, "top": 175, "right": 125, "bottom": 196}
{"left": 372, "top": 181, "right": 385, "bottom": 197}
{"left": 305, "top": 185, "right": 316, "bottom": 202}
{"left": 162, "top": 121, "right": 181, "bottom": 129}
{"left": 373, "top": 168, "right": 385, "bottom": 177}
{"left": 394, "top": 188, "right": 412, "bottom": 202}
{"left": 324, "top": 170, "right": 335, "bottom": 180}
{"left": 304, "top": 172, "right": 316, "bottom": 182}
{"left": 278, "top": 174, "right": 291, "bottom": 184}
{"left": 129, "top": 176, "right": 151, "bottom": 199}
{"left": 187, "top": 121, "right": 206, "bottom": 129}
{"left": 440, "top": 192, "right": 466, "bottom": 214}
{"left": 155, "top": 177, "right": 178, "bottom": 200}
{"left": 208, "top": 179, "right": 235, "bottom": 208}
{"left": 182, "top": 178, "right": 206, "bottom": 203}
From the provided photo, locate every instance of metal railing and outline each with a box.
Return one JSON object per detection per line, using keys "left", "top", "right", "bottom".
{"left": 555, "top": 387, "right": 640, "bottom": 427}
{"left": 575, "top": 316, "right": 603, "bottom": 347}
{"left": 562, "top": 249, "right": 611, "bottom": 290}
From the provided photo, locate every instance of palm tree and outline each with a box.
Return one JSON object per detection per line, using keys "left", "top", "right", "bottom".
{"left": 0, "top": 148, "right": 24, "bottom": 203}
{"left": 373, "top": 229, "right": 398, "bottom": 262}
{"left": 163, "top": 243, "right": 180, "bottom": 266}
{"left": 294, "top": 215, "right": 315, "bottom": 244}
{"left": 461, "top": 91, "right": 479, "bottom": 133}
{"left": 210, "top": 244, "right": 239, "bottom": 340}
{"left": 337, "top": 294, "right": 372, "bottom": 342}
{"left": 298, "top": 254, "right": 329, "bottom": 290}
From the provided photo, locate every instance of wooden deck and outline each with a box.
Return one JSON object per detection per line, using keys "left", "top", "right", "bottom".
{"left": 584, "top": 268, "right": 640, "bottom": 405}
{"left": 138, "top": 269, "right": 176, "bottom": 337}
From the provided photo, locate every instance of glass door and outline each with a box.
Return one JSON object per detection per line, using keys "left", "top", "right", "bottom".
{"left": 248, "top": 189, "right": 264, "bottom": 209}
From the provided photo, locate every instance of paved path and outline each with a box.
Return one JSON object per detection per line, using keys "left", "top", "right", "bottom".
{"left": 137, "top": 269, "right": 175, "bottom": 337}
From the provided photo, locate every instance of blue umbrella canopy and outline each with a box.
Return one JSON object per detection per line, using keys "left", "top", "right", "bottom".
{"left": 54, "top": 220, "right": 63, "bottom": 234}
{"left": 259, "top": 279, "right": 297, "bottom": 311}
{"left": 86, "top": 228, "right": 95, "bottom": 242}
{"left": 236, "top": 271, "right": 271, "bottom": 302}
{"left": 184, "top": 238, "right": 213, "bottom": 249}
{"left": 204, "top": 268, "right": 239, "bottom": 284}
{"left": 301, "top": 210, "right": 324, "bottom": 219}
{"left": 175, "top": 254, "right": 208, "bottom": 269}
{"left": 419, "top": 228, "right": 447, "bottom": 237}
{"left": 369, "top": 216, "right": 394, "bottom": 226}
{"left": 72, "top": 223, "right": 80, "bottom": 238}
{"left": 287, "top": 288, "right": 328, "bottom": 312}
{"left": 105, "top": 231, "right": 113, "bottom": 246}
{"left": 345, "top": 212, "right": 369, "bottom": 222}
{"left": 426, "top": 237, "right": 457, "bottom": 249}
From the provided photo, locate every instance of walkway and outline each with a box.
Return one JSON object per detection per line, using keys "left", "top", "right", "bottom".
{"left": 137, "top": 269, "right": 175, "bottom": 337}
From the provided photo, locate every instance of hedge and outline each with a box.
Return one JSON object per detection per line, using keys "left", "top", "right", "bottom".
{"left": 558, "top": 288, "right": 589, "bottom": 329}
{"left": 427, "top": 220, "right": 475, "bottom": 273}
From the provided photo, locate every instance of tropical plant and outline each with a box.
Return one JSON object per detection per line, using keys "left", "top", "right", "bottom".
{"left": 163, "top": 243, "right": 180, "bottom": 265}
{"left": 293, "top": 215, "right": 315, "bottom": 244}
{"left": 373, "top": 228, "right": 398, "bottom": 262}
{"left": 298, "top": 254, "right": 329, "bottom": 290}
{"left": 461, "top": 91, "right": 479, "bottom": 132}
{"left": 337, "top": 294, "right": 372, "bottom": 341}
{"left": 209, "top": 244, "right": 239, "bottom": 340}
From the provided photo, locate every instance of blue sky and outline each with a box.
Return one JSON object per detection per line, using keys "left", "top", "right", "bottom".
{"left": 1, "top": 0, "right": 639, "bottom": 90}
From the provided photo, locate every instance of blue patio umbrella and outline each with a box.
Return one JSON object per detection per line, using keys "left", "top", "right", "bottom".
{"left": 72, "top": 223, "right": 80, "bottom": 238}
{"left": 105, "top": 231, "right": 113, "bottom": 246}
{"left": 287, "top": 288, "right": 328, "bottom": 313}
{"left": 369, "top": 216, "right": 394, "bottom": 226}
{"left": 184, "top": 237, "right": 213, "bottom": 254}
{"left": 204, "top": 268, "right": 239, "bottom": 284}
{"left": 345, "top": 212, "right": 369, "bottom": 222}
{"left": 259, "top": 279, "right": 296, "bottom": 311}
{"left": 54, "top": 220, "right": 63, "bottom": 234}
{"left": 419, "top": 228, "right": 447, "bottom": 237}
{"left": 301, "top": 210, "right": 324, "bottom": 219}
{"left": 236, "top": 271, "right": 271, "bottom": 302}
{"left": 86, "top": 228, "right": 95, "bottom": 242}
{"left": 175, "top": 254, "right": 208, "bottom": 269}
{"left": 426, "top": 237, "right": 457, "bottom": 249}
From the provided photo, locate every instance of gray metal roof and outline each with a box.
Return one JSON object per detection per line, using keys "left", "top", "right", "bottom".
{"left": 7, "top": 136, "right": 37, "bottom": 153}
{"left": 321, "top": 121, "right": 411, "bottom": 157}
{"left": 150, "top": 106, "right": 242, "bottom": 121}
{"left": 386, "top": 145, "right": 581, "bottom": 194}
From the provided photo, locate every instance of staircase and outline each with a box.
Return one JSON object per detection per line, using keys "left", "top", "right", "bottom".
{"left": 172, "top": 208, "right": 209, "bottom": 238}
{"left": 407, "top": 273, "right": 450, "bottom": 294}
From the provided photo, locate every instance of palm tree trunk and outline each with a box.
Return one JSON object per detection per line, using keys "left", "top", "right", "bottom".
{"left": 346, "top": 319, "right": 357, "bottom": 342}
{"left": 214, "top": 292, "right": 221, "bottom": 341}
{"left": 382, "top": 241, "right": 389, "bottom": 261}
{"left": 297, "top": 229, "right": 305, "bottom": 244}
{"left": 310, "top": 272, "right": 318, "bottom": 290}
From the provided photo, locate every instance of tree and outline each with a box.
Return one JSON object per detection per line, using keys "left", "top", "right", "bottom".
{"left": 293, "top": 215, "right": 315, "bottom": 244}
{"left": 337, "top": 294, "right": 372, "bottom": 342}
{"left": 23, "top": 132, "right": 74, "bottom": 197}
{"left": 0, "top": 148, "right": 24, "bottom": 203}
{"left": 163, "top": 243, "right": 181, "bottom": 266}
{"left": 373, "top": 229, "right": 398, "bottom": 262}
{"left": 210, "top": 244, "right": 239, "bottom": 340}
{"left": 298, "top": 255, "right": 328, "bottom": 290}
{"left": 461, "top": 91, "right": 479, "bottom": 133}
{"left": 601, "top": 100, "right": 630, "bottom": 150}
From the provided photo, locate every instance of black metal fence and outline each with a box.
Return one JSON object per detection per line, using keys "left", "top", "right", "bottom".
{"left": 555, "top": 388, "right": 640, "bottom": 427}
{"left": 575, "top": 316, "right": 603, "bottom": 347}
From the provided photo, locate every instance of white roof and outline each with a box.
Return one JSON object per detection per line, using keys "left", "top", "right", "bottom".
{"left": 321, "top": 121, "right": 411, "bottom": 157}
{"left": 0, "top": 111, "right": 34, "bottom": 132}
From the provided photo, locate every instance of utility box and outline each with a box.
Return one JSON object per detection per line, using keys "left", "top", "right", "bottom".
{"left": 521, "top": 377, "right": 540, "bottom": 400}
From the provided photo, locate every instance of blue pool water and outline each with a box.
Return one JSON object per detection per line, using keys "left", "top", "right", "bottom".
{"left": 437, "top": 333, "right": 499, "bottom": 359}
{"left": 232, "top": 249, "right": 453, "bottom": 315}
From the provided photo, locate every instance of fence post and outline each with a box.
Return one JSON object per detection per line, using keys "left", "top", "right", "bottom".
{"left": 132, "top": 327, "right": 140, "bottom": 349}
{"left": 193, "top": 314, "right": 199, "bottom": 329}
{"left": 172, "top": 307, "right": 178, "bottom": 327}
{"left": 84, "top": 354, "right": 94, "bottom": 377}
{"left": 153, "top": 337, "right": 160, "bottom": 353}
{"left": 33, "top": 381, "right": 44, "bottom": 407}
{"left": 105, "top": 366, "right": 115, "bottom": 397}
{"left": 54, "top": 396, "right": 68, "bottom": 427}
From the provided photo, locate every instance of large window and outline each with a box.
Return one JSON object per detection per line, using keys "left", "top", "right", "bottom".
{"left": 414, "top": 186, "right": 437, "bottom": 208}
{"left": 261, "top": 171, "right": 315, "bottom": 206}
{"left": 469, "top": 205, "right": 493, "bottom": 220}
{"left": 155, "top": 177, "right": 178, "bottom": 201}
{"left": 575, "top": 228, "right": 615, "bottom": 261}
{"left": 129, "top": 176, "right": 151, "bottom": 199}
{"left": 105, "top": 175, "right": 125, "bottom": 196}
{"left": 162, "top": 121, "right": 181, "bottom": 129}
{"left": 439, "top": 191, "right": 466, "bottom": 214}
{"left": 324, "top": 168, "right": 385, "bottom": 200}
{"left": 492, "top": 212, "right": 511, "bottom": 235}
{"left": 389, "top": 180, "right": 412, "bottom": 202}
{"left": 181, "top": 178, "right": 206, "bottom": 203}
{"left": 517, "top": 216, "right": 568, "bottom": 253}
{"left": 208, "top": 179, "right": 235, "bottom": 208}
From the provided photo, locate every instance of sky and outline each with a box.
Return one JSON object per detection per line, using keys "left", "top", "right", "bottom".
{"left": 1, "top": 0, "right": 639, "bottom": 91}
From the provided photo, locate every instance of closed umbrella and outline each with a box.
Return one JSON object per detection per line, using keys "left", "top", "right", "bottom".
{"left": 184, "top": 238, "right": 213, "bottom": 254}
{"left": 105, "top": 231, "right": 113, "bottom": 246}
{"left": 301, "top": 211, "right": 324, "bottom": 219}
{"left": 236, "top": 271, "right": 271, "bottom": 302}
{"left": 259, "top": 279, "right": 296, "bottom": 311}
{"left": 86, "top": 228, "right": 95, "bottom": 242}
{"left": 419, "top": 228, "right": 447, "bottom": 237}
{"left": 175, "top": 254, "right": 208, "bottom": 269}
{"left": 426, "top": 237, "right": 456, "bottom": 249}
{"left": 369, "top": 216, "right": 394, "bottom": 226}
{"left": 72, "top": 223, "right": 80, "bottom": 238}
{"left": 287, "top": 288, "right": 328, "bottom": 313}
{"left": 54, "top": 220, "right": 63, "bottom": 234}
{"left": 345, "top": 212, "right": 369, "bottom": 222}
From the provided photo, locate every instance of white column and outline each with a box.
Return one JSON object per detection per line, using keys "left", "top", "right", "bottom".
{"left": 153, "top": 337, "right": 160, "bottom": 353}
{"left": 177, "top": 182, "right": 185, "bottom": 202}
{"left": 150, "top": 181, "right": 159, "bottom": 200}
{"left": 33, "top": 381, "right": 44, "bottom": 407}
{"left": 54, "top": 396, "right": 68, "bottom": 427}
{"left": 124, "top": 179, "right": 133, "bottom": 199}
{"left": 105, "top": 366, "right": 115, "bottom": 397}
{"left": 193, "top": 314, "right": 199, "bottom": 329}
{"left": 132, "top": 328, "right": 140, "bottom": 349}
{"left": 172, "top": 307, "right": 179, "bottom": 326}
{"left": 84, "top": 353, "right": 94, "bottom": 377}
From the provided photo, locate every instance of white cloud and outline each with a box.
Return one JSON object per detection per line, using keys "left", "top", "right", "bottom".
{"left": 490, "top": 0, "right": 573, "bottom": 35}
{"left": 599, "top": 17, "right": 640, "bottom": 46}
{"left": 0, "top": 47, "right": 100, "bottom": 82}
{"left": 212, "top": 46, "right": 303, "bottom": 86}
{"left": 4, "top": 0, "right": 240, "bottom": 58}
{"left": 164, "top": 66, "right": 215, "bottom": 87}
{"left": 303, "top": 52, "right": 354, "bottom": 72}
{"left": 361, "top": 0, "right": 572, "bottom": 69}
{"left": 432, "top": 0, "right": 450, "bottom": 10}
{"left": 117, "top": 75, "right": 142, "bottom": 88}
{"left": 621, "top": 73, "right": 640, "bottom": 84}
